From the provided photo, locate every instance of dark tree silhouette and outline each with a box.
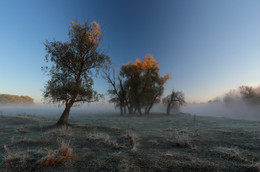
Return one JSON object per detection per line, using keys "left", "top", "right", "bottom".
{"left": 102, "top": 64, "right": 128, "bottom": 116}
{"left": 43, "top": 21, "right": 110, "bottom": 125}
{"left": 163, "top": 90, "right": 185, "bottom": 115}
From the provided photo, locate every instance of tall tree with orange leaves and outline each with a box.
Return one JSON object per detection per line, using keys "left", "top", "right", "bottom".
{"left": 43, "top": 21, "right": 110, "bottom": 125}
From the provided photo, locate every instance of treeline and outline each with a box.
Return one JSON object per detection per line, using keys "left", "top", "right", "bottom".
{"left": 208, "top": 85, "right": 260, "bottom": 106}
{"left": 0, "top": 94, "right": 34, "bottom": 104}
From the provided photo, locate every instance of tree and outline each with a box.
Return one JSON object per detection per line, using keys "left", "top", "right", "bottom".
{"left": 103, "top": 55, "right": 168, "bottom": 115}
{"left": 102, "top": 64, "right": 128, "bottom": 116}
{"left": 120, "top": 55, "right": 169, "bottom": 115}
{"left": 223, "top": 89, "right": 239, "bottom": 105}
{"left": 163, "top": 90, "right": 185, "bottom": 115}
{"left": 43, "top": 21, "right": 110, "bottom": 125}
{"left": 239, "top": 85, "right": 260, "bottom": 105}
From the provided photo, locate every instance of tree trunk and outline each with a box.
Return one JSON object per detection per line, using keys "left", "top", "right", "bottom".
{"left": 137, "top": 105, "right": 142, "bottom": 115}
{"left": 128, "top": 105, "right": 133, "bottom": 114}
{"left": 134, "top": 107, "right": 137, "bottom": 114}
{"left": 120, "top": 104, "right": 123, "bottom": 116}
{"left": 147, "top": 104, "right": 153, "bottom": 115}
{"left": 144, "top": 105, "right": 149, "bottom": 115}
{"left": 56, "top": 103, "right": 73, "bottom": 125}
{"left": 123, "top": 105, "right": 126, "bottom": 115}
{"left": 138, "top": 108, "right": 142, "bottom": 115}
{"left": 166, "top": 103, "right": 171, "bottom": 115}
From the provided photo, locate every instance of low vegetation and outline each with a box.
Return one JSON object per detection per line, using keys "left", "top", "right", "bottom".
{"left": 0, "top": 113, "right": 259, "bottom": 171}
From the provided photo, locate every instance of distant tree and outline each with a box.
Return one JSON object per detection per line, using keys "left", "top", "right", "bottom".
{"left": 163, "top": 90, "right": 185, "bottom": 115}
{"left": 42, "top": 21, "right": 110, "bottom": 125}
{"left": 208, "top": 97, "right": 221, "bottom": 104}
{"left": 223, "top": 89, "right": 239, "bottom": 105}
{"left": 239, "top": 85, "right": 260, "bottom": 105}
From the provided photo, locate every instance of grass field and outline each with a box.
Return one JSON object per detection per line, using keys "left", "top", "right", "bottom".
{"left": 0, "top": 112, "right": 260, "bottom": 171}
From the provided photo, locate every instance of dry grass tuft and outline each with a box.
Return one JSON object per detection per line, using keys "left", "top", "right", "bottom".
{"left": 105, "top": 136, "right": 127, "bottom": 149}
{"left": 166, "top": 127, "right": 173, "bottom": 132}
{"left": 131, "top": 143, "right": 138, "bottom": 153}
{"left": 3, "top": 145, "right": 16, "bottom": 163}
{"left": 16, "top": 126, "right": 28, "bottom": 133}
{"left": 3, "top": 145, "right": 31, "bottom": 167}
{"left": 111, "top": 126, "right": 122, "bottom": 131}
{"left": 58, "top": 138, "right": 73, "bottom": 158}
{"left": 212, "top": 147, "right": 247, "bottom": 162}
{"left": 37, "top": 138, "right": 73, "bottom": 167}
{"left": 148, "top": 139, "right": 159, "bottom": 146}
{"left": 105, "top": 133, "right": 138, "bottom": 149}
{"left": 86, "top": 128, "right": 109, "bottom": 141}
{"left": 173, "top": 129, "right": 192, "bottom": 147}
{"left": 165, "top": 151, "right": 174, "bottom": 157}
{"left": 38, "top": 150, "right": 61, "bottom": 167}
{"left": 42, "top": 126, "right": 73, "bottom": 141}
{"left": 167, "top": 128, "right": 199, "bottom": 148}
{"left": 116, "top": 134, "right": 136, "bottom": 147}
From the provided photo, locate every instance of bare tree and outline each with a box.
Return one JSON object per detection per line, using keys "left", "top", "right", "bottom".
{"left": 163, "top": 90, "right": 185, "bottom": 115}
{"left": 102, "top": 64, "right": 129, "bottom": 115}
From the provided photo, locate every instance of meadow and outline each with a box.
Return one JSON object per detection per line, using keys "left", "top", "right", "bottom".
{"left": 0, "top": 112, "right": 260, "bottom": 171}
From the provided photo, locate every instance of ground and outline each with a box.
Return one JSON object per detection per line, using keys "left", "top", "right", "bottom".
{"left": 0, "top": 112, "right": 259, "bottom": 171}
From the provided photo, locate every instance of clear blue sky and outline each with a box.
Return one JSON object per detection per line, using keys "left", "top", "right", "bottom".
{"left": 1, "top": 0, "right": 260, "bottom": 103}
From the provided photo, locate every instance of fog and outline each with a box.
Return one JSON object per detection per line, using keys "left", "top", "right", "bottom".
{"left": 182, "top": 86, "right": 260, "bottom": 121}
{"left": 182, "top": 102, "right": 260, "bottom": 121}
{"left": 0, "top": 102, "right": 116, "bottom": 117}
{"left": 1, "top": 87, "right": 260, "bottom": 122}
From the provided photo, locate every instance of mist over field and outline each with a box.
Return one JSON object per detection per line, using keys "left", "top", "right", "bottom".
{"left": 1, "top": 97, "right": 260, "bottom": 122}
{"left": 182, "top": 86, "right": 260, "bottom": 121}
{"left": 182, "top": 102, "right": 260, "bottom": 121}
{"left": 0, "top": 103, "right": 116, "bottom": 117}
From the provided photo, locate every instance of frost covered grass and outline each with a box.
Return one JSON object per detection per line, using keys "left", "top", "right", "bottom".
{"left": 0, "top": 113, "right": 259, "bottom": 171}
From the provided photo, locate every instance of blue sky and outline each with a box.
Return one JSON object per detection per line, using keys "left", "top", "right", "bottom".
{"left": 1, "top": 0, "right": 260, "bottom": 103}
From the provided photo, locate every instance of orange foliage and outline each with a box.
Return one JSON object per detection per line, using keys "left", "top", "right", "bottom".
{"left": 122, "top": 54, "right": 170, "bottom": 85}
{"left": 135, "top": 55, "right": 159, "bottom": 71}
{"left": 70, "top": 21, "right": 102, "bottom": 45}
{"left": 162, "top": 73, "right": 170, "bottom": 83}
